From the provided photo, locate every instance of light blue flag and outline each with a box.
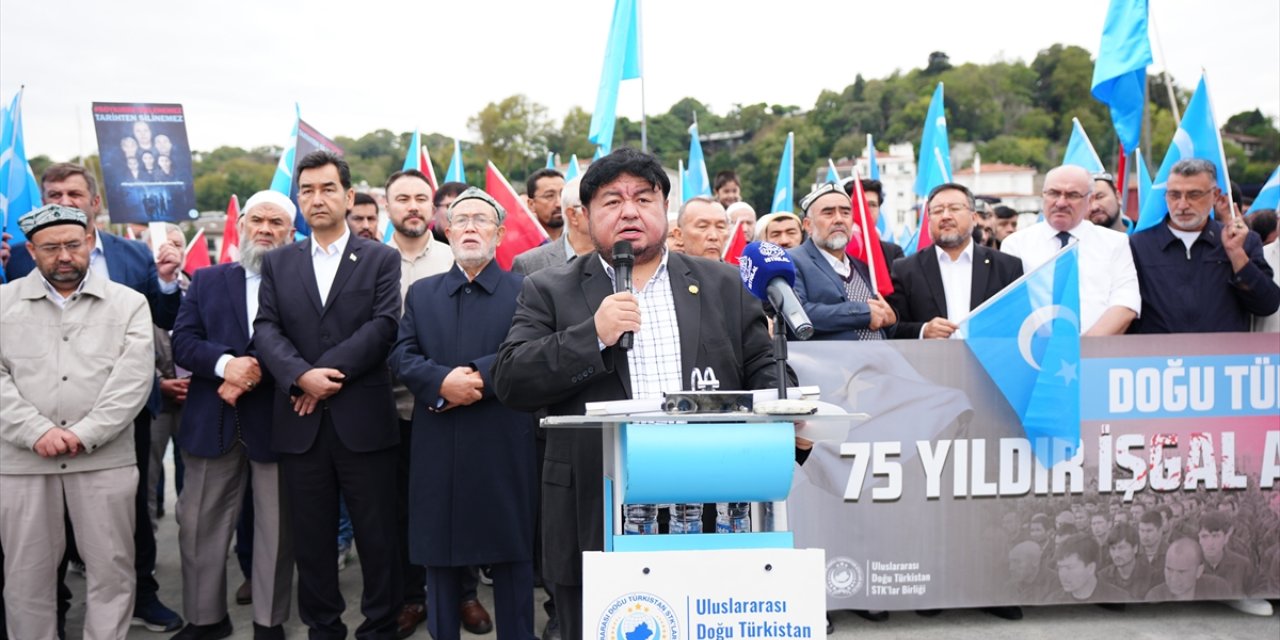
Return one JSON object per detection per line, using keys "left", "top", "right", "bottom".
{"left": 403, "top": 129, "right": 422, "bottom": 172}
{"left": 684, "top": 123, "right": 710, "bottom": 201}
{"left": 383, "top": 221, "right": 395, "bottom": 244}
{"left": 269, "top": 105, "right": 300, "bottom": 196}
{"left": 1062, "top": 118, "right": 1106, "bottom": 173}
{"left": 825, "top": 159, "right": 840, "bottom": 184}
{"left": 956, "top": 244, "right": 1082, "bottom": 467}
{"left": 1136, "top": 75, "right": 1228, "bottom": 232}
{"left": 770, "top": 132, "right": 794, "bottom": 213}
{"left": 868, "top": 134, "right": 881, "bottom": 181}
{"left": 565, "top": 154, "right": 581, "bottom": 182}
{"left": 546, "top": 152, "right": 556, "bottom": 170}
{"left": 901, "top": 224, "right": 920, "bottom": 257}
{"left": 0, "top": 89, "right": 42, "bottom": 248}
{"left": 1246, "top": 165, "right": 1280, "bottom": 214}
{"left": 893, "top": 223, "right": 912, "bottom": 249}
{"left": 445, "top": 139, "right": 466, "bottom": 184}
{"left": 1091, "top": 0, "right": 1152, "bottom": 153}
{"left": 914, "top": 83, "right": 952, "bottom": 198}
{"left": 587, "top": 0, "right": 642, "bottom": 154}
{"left": 1134, "top": 148, "right": 1152, "bottom": 224}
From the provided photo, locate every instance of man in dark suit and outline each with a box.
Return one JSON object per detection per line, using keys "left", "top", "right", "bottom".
{"left": 790, "top": 182, "right": 897, "bottom": 341}
{"left": 886, "top": 182, "right": 1023, "bottom": 339}
{"left": 4, "top": 163, "right": 185, "bottom": 632}
{"left": 170, "top": 190, "right": 298, "bottom": 639}
{"left": 254, "top": 151, "right": 403, "bottom": 639}
{"left": 493, "top": 148, "right": 796, "bottom": 640}
{"left": 390, "top": 187, "right": 537, "bottom": 640}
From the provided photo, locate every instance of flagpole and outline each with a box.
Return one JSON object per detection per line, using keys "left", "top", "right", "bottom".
{"left": 1148, "top": 9, "right": 1181, "bottom": 125}
{"left": 637, "top": 0, "right": 648, "bottom": 152}
{"left": 852, "top": 168, "right": 878, "bottom": 294}
{"left": 1201, "top": 69, "right": 1235, "bottom": 217}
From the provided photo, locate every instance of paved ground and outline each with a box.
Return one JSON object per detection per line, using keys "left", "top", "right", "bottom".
{"left": 55, "top": 450, "right": 1280, "bottom": 639}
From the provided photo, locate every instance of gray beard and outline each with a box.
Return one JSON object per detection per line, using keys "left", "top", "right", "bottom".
{"left": 239, "top": 242, "right": 266, "bottom": 273}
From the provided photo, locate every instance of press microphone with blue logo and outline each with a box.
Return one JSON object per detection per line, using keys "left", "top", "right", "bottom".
{"left": 738, "top": 242, "right": 814, "bottom": 340}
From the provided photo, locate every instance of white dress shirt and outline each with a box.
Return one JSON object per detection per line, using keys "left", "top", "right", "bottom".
{"left": 600, "top": 251, "right": 683, "bottom": 400}
{"left": 311, "top": 227, "right": 350, "bottom": 305}
{"left": 936, "top": 242, "right": 974, "bottom": 323}
{"left": 1000, "top": 219, "right": 1141, "bottom": 333}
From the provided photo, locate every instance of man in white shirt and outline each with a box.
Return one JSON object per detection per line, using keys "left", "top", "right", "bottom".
{"left": 1000, "top": 165, "right": 1141, "bottom": 335}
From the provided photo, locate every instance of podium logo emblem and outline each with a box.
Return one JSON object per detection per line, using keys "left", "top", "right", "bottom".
{"left": 825, "top": 557, "right": 863, "bottom": 598}
{"left": 599, "top": 592, "right": 679, "bottom": 640}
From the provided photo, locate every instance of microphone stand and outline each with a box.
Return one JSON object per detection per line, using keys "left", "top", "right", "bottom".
{"left": 768, "top": 304, "right": 788, "bottom": 401}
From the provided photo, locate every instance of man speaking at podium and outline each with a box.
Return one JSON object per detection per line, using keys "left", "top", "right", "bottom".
{"left": 494, "top": 148, "right": 796, "bottom": 640}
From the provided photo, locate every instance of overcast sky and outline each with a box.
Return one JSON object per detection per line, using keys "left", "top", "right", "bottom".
{"left": 3, "top": 0, "right": 1276, "bottom": 160}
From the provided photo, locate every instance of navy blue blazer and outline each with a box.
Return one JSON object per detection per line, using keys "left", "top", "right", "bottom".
{"left": 789, "top": 238, "right": 889, "bottom": 340}
{"left": 253, "top": 234, "right": 402, "bottom": 454}
{"left": 171, "top": 263, "right": 278, "bottom": 462}
{"left": 389, "top": 261, "right": 536, "bottom": 567}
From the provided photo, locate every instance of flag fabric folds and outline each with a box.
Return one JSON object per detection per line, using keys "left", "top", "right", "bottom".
{"left": 1062, "top": 118, "right": 1106, "bottom": 174}
{"left": 825, "top": 159, "right": 840, "bottom": 184}
{"left": 684, "top": 123, "right": 710, "bottom": 201}
{"left": 402, "top": 130, "right": 439, "bottom": 190}
{"left": 721, "top": 219, "right": 749, "bottom": 266}
{"left": 1246, "top": 165, "right": 1280, "bottom": 214}
{"left": 1091, "top": 0, "right": 1152, "bottom": 154}
{"left": 771, "top": 132, "right": 795, "bottom": 213}
{"left": 546, "top": 152, "right": 556, "bottom": 170}
{"left": 1136, "top": 75, "right": 1228, "bottom": 232}
{"left": 445, "top": 139, "right": 466, "bottom": 184}
{"left": 955, "top": 244, "right": 1082, "bottom": 466}
{"left": 184, "top": 228, "right": 212, "bottom": 273}
{"left": 219, "top": 194, "right": 240, "bottom": 264}
{"left": 485, "top": 161, "right": 549, "bottom": 270}
{"left": 1134, "top": 148, "right": 1152, "bottom": 218}
{"left": 867, "top": 134, "right": 881, "bottom": 181}
{"left": 1, "top": 89, "right": 42, "bottom": 248}
{"left": 269, "top": 105, "right": 307, "bottom": 236}
{"left": 565, "top": 154, "right": 581, "bottom": 182}
{"left": 847, "top": 169, "right": 894, "bottom": 297}
{"left": 588, "top": 0, "right": 642, "bottom": 155}
{"left": 914, "top": 83, "right": 952, "bottom": 198}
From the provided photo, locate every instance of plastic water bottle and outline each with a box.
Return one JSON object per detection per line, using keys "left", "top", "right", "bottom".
{"left": 716, "top": 502, "right": 751, "bottom": 533}
{"left": 623, "top": 504, "right": 657, "bottom": 535}
{"left": 670, "top": 503, "right": 703, "bottom": 534}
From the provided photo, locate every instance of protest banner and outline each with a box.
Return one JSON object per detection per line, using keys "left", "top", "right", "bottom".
{"left": 92, "top": 102, "right": 197, "bottom": 223}
{"left": 788, "top": 334, "right": 1280, "bottom": 610}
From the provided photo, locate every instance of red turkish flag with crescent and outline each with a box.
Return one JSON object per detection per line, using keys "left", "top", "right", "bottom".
{"left": 485, "top": 162, "right": 550, "bottom": 270}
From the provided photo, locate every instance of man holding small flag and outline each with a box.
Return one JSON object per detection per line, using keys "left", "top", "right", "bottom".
{"left": 1128, "top": 158, "right": 1278, "bottom": 333}
{"left": 887, "top": 183, "right": 1024, "bottom": 339}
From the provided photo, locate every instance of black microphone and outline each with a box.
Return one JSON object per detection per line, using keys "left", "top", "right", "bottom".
{"left": 612, "top": 240, "right": 635, "bottom": 350}
{"left": 739, "top": 242, "right": 815, "bottom": 340}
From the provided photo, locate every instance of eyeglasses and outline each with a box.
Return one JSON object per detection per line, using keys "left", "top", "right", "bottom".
{"left": 1165, "top": 190, "right": 1212, "bottom": 203}
{"left": 928, "top": 203, "right": 970, "bottom": 216}
{"left": 449, "top": 215, "right": 498, "bottom": 229}
{"left": 1043, "top": 189, "right": 1088, "bottom": 203}
{"left": 34, "top": 240, "right": 85, "bottom": 256}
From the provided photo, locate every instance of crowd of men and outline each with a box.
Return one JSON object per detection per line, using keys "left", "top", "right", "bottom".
{"left": 1, "top": 146, "right": 1278, "bottom": 640}
{"left": 998, "top": 484, "right": 1280, "bottom": 606}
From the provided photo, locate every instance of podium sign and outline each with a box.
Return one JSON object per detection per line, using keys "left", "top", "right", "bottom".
{"left": 584, "top": 548, "right": 826, "bottom": 639}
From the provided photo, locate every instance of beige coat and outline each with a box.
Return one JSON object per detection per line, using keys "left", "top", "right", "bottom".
{"left": 0, "top": 271, "right": 153, "bottom": 474}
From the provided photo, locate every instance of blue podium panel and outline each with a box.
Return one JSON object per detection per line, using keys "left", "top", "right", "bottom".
{"left": 619, "top": 422, "right": 794, "bottom": 504}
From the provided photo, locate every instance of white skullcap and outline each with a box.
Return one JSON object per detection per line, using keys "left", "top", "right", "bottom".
{"left": 241, "top": 190, "right": 297, "bottom": 219}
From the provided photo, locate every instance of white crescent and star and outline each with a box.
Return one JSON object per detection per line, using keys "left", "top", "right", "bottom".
{"left": 1016, "top": 305, "right": 1080, "bottom": 371}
